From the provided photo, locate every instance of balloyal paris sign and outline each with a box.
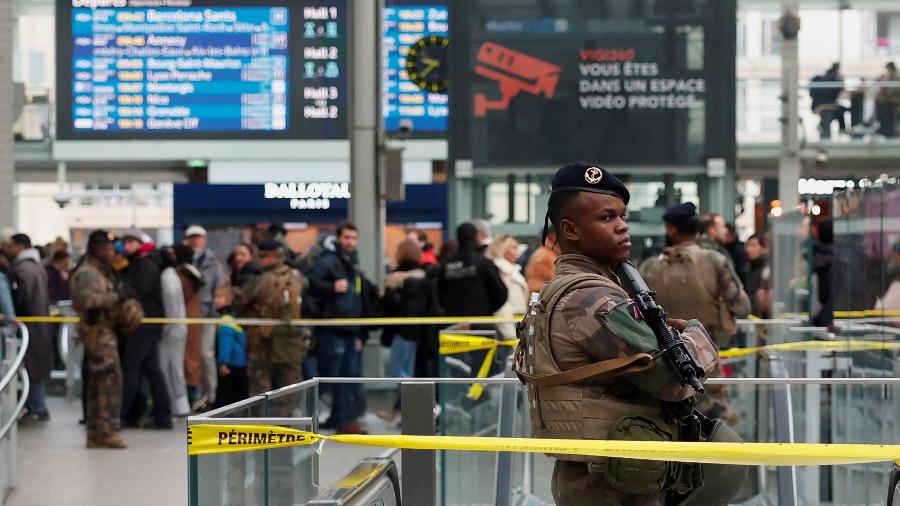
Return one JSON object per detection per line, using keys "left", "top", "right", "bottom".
{"left": 450, "top": 1, "right": 736, "bottom": 169}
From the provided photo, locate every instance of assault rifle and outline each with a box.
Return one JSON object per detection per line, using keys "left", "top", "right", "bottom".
{"left": 616, "top": 261, "right": 706, "bottom": 395}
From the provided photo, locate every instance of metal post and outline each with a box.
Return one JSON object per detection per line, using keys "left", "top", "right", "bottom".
{"left": 770, "top": 355, "right": 799, "bottom": 506}
{"left": 493, "top": 367, "right": 518, "bottom": 506}
{"left": 802, "top": 350, "right": 823, "bottom": 503}
{"left": 778, "top": 2, "right": 801, "bottom": 210}
{"left": 0, "top": 0, "right": 15, "bottom": 227}
{"left": 349, "top": 0, "right": 385, "bottom": 286}
{"left": 401, "top": 382, "right": 436, "bottom": 506}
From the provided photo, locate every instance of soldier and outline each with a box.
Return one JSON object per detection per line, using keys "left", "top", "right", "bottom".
{"left": 514, "top": 163, "right": 723, "bottom": 505}
{"left": 640, "top": 203, "right": 750, "bottom": 348}
{"left": 640, "top": 203, "right": 751, "bottom": 424}
{"left": 239, "top": 241, "right": 305, "bottom": 415}
{"left": 70, "top": 230, "right": 127, "bottom": 449}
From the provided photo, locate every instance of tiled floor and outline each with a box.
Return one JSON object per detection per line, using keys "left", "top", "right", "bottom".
{"left": 5, "top": 394, "right": 399, "bottom": 505}
{"left": 7, "top": 396, "right": 187, "bottom": 506}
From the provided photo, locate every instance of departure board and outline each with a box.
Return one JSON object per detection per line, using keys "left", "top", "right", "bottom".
{"left": 383, "top": 1, "right": 448, "bottom": 135}
{"left": 56, "top": 0, "right": 347, "bottom": 140}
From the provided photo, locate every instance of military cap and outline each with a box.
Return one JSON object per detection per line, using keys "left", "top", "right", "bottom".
{"left": 550, "top": 162, "right": 630, "bottom": 205}
{"left": 256, "top": 240, "right": 283, "bottom": 252}
{"left": 87, "top": 229, "right": 113, "bottom": 250}
{"left": 542, "top": 162, "right": 630, "bottom": 245}
{"left": 662, "top": 202, "right": 698, "bottom": 223}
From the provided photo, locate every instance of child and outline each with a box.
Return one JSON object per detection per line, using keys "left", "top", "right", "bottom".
{"left": 214, "top": 286, "right": 248, "bottom": 408}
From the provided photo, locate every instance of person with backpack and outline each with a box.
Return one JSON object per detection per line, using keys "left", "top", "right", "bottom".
{"left": 810, "top": 63, "right": 846, "bottom": 139}
{"left": 377, "top": 239, "right": 438, "bottom": 422}
{"left": 639, "top": 202, "right": 750, "bottom": 423}
{"left": 237, "top": 240, "right": 305, "bottom": 415}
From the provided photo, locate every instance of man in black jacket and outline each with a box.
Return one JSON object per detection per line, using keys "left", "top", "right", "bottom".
{"left": 306, "top": 222, "right": 369, "bottom": 434}
{"left": 120, "top": 228, "right": 172, "bottom": 429}
{"left": 437, "top": 223, "right": 508, "bottom": 318}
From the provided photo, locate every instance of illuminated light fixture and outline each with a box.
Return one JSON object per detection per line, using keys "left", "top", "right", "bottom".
{"left": 811, "top": 205, "right": 821, "bottom": 216}
{"left": 770, "top": 206, "right": 783, "bottom": 217}
{"left": 770, "top": 199, "right": 782, "bottom": 209}
{"left": 186, "top": 159, "right": 207, "bottom": 169}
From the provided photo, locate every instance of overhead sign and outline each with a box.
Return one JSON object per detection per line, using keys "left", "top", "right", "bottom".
{"left": 383, "top": 1, "right": 448, "bottom": 135}
{"left": 450, "top": 3, "right": 736, "bottom": 168}
{"left": 263, "top": 182, "right": 350, "bottom": 210}
{"left": 56, "top": 0, "right": 347, "bottom": 140}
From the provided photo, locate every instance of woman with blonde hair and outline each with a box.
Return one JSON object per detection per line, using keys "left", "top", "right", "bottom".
{"left": 487, "top": 235, "right": 529, "bottom": 341}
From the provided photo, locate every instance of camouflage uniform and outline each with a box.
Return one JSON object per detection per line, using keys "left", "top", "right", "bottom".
{"left": 639, "top": 241, "right": 751, "bottom": 424}
{"left": 241, "top": 262, "right": 306, "bottom": 416}
{"left": 70, "top": 255, "right": 124, "bottom": 447}
{"left": 529, "top": 254, "right": 720, "bottom": 506}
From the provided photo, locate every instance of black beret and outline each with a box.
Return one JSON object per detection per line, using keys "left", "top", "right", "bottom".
{"left": 87, "top": 230, "right": 113, "bottom": 248}
{"left": 662, "top": 202, "right": 698, "bottom": 223}
{"left": 256, "top": 240, "right": 283, "bottom": 252}
{"left": 550, "top": 162, "right": 630, "bottom": 205}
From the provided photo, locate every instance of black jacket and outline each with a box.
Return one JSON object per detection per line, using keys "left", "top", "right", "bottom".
{"left": 307, "top": 245, "right": 376, "bottom": 335}
{"left": 381, "top": 261, "right": 438, "bottom": 345}
{"left": 123, "top": 249, "right": 165, "bottom": 339}
{"left": 436, "top": 245, "right": 508, "bottom": 316}
{"left": 745, "top": 256, "right": 768, "bottom": 318}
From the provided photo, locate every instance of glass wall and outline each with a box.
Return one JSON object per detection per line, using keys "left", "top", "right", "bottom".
{"left": 738, "top": 0, "right": 900, "bottom": 143}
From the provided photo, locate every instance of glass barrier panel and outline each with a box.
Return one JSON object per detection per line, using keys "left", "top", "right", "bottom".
{"left": 191, "top": 398, "right": 268, "bottom": 506}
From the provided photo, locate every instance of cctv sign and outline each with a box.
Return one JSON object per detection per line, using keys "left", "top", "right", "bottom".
{"left": 473, "top": 42, "right": 561, "bottom": 116}
{"left": 451, "top": 2, "right": 736, "bottom": 169}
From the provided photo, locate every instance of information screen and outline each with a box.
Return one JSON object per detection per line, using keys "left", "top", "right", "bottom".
{"left": 450, "top": 1, "right": 736, "bottom": 168}
{"left": 383, "top": 1, "right": 448, "bottom": 135}
{"left": 56, "top": 0, "right": 347, "bottom": 140}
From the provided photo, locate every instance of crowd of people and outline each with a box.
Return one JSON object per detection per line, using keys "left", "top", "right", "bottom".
{"left": 0, "top": 217, "right": 565, "bottom": 445}
{"left": 0, "top": 204, "right": 797, "bottom": 446}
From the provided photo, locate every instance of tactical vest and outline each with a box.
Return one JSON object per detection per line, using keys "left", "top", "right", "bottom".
{"left": 641, "top": 247, "right": 734, "bottom": 339}
{"left": 513, "top": 273, "right": 665, "bottom": 463}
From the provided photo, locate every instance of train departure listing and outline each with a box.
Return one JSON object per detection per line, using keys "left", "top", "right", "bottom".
{"left": 70, "top": 3, "right": 291, "bottom": 133}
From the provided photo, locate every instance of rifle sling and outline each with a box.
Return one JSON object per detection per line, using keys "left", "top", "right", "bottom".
{"left": 518, "top": 353, "right": 654, "bottom": 387}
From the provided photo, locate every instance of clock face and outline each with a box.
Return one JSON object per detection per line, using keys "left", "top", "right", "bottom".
{"left": 405, "top": 35, "right": 449, "bottom": 93}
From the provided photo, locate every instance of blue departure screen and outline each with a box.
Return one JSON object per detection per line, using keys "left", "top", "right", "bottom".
{"left": 383, "top": 3, "right": 448, "bottom": 134}
{"left": 58, "top": 0, "right": 347, "bottom": 140}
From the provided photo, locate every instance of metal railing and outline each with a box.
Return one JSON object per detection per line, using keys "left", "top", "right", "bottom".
{"left": 1, "top": 322, "right": 30, "bottom": 505}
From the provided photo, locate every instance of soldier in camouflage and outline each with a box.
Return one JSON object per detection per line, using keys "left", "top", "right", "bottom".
{"left": 69, "top": 230, "right": 127, "bottom": 449}
{"left": 639, "top": 203, "right": 751, "bottom": 424}
{"left": 514, "top": 164, "right": 720, "bottom": 505}
{"left": 238, "top": 240, "right": 306, "bottom": 416}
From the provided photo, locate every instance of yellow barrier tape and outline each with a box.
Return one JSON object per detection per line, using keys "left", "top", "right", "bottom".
{"left": 440, "top": 334, "right": 900, "bottom": 362}
{"left": 187, "top": 424, "right": 900, "bottom": 466}
{"left": 16, "top": 315, "right": 523, "bottom": 327}
{"left": 439, "top": 334, "right": 518, "bottom": 355}
{"left": 720, "top": 340, "right": 900, "bottom": 358}
{"left": 439, "top": 334, "right": 517, "bottom": 400}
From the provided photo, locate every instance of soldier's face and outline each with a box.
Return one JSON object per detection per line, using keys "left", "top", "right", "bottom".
{"left": 561, "top": 193, "right": 631, "bottom": 265}
{"left": 97, "top": 243, "right": 115, "bottom": 263}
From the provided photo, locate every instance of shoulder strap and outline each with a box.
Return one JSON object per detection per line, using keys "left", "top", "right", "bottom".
{"left": 517, "top": 352, "right": 654, "bottom": 387}
{"left": 539, "top": 272, "right": 624, "bottom": 314}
